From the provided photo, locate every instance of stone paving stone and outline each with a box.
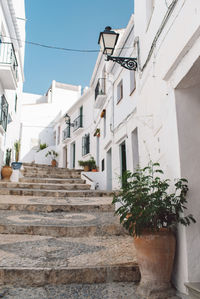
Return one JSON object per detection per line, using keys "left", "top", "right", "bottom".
{"left": 0, "top": 181, "right": 91, "bottom": 191}
{"left": 0, "top": 235, "right": 139, "bottom": 286}
{"left": 0, "top": 188, "right": 112, "bottom": 198}
{"left": 19, "top": 177, "right": 86, "bottom": 184}
{"left": 0, "top": 210, "right": 125, "bottom": 237}
{"left": 0, "top": 282, "right": 139, "bottom": 299}
{"left": 0, "top": 234, "right": 137, "bottom": 268}
{"left": 0, "top": 195, "right": 114, "bottom": 213}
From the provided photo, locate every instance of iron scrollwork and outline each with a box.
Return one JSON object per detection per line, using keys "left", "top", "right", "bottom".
{"left": 106, "top": 55, "right": 137, "bottom": 71}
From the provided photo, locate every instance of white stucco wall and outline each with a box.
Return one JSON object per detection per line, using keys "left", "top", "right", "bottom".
{"left": 0, "top": 0, "right": 25, "bottom": 169}
{"left": 20, "top": 82, "right": 81, "bottom": 163}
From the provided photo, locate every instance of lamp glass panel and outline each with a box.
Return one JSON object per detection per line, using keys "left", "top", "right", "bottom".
{"left": 99, "top": 34, "right": 105, "bottom": 52}
{"left": 102, "top": 33, "right": 117, "bottom": 51}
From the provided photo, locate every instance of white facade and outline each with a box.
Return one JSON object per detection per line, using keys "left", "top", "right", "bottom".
{"left": 55, "top": 0, "right": 200, "bottom": 295}
{"left": 134, "top": 0, "right": 200, "bottom": 293}
{"left": 0, "top": 0, "right": 26, "bottom": 168}
{"left": 20, "top": 81, "right": 81, "bottom": 163}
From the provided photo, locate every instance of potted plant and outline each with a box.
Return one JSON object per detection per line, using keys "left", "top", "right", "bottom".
{"left": 45, "top": 150, "right": 58, "bottom": 167}
{"left": 37, "top": 143, "right": 48, "bottom": 152}
{"left": 78, "top": 157, "right": 96, "bottom": 172}
{"left": 1, "top": 148, "right": 13, "bottom": 180}
{"left": 11, "top": 140, "right": 22, "bottom": 170}
{"left": 93, "top": 128, "right": 100, "bottom": 137}
{"left": 112, "top": 162, "right": 196, "bottom": 298}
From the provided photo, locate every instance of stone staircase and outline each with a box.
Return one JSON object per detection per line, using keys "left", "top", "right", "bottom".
{"left": 0, "top": 163, "right": 140, "bottom": 298}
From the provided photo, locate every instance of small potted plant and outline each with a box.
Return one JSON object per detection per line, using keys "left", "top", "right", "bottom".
{"left": 37, "top": 143, "right": 48, "bottom": 152}
{"left": 112, "top": 162, "right": 196, "bottom": 298}
{"left": 11, "top": 140, "right": 22, "bottom": 170}
{"left": 93, "top": 128, "right": 100, "bottom": 137}
{"left": 45, "top": 150, "right": 58, "bottom": 167}
{"left": 78, "top": 157, "right": 96, "bottom": 172}
{"left": 1, "top": 148, "right": 13, "bottom": 180}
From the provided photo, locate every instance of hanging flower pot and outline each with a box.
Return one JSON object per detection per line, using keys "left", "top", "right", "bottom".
{"left": 100, "top": 109, "right": 106, "bottom": 118}
{"left": 94, "top": 128, "right": 100, "bottom": 137}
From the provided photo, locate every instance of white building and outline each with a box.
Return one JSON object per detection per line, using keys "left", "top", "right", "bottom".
{"left": 134, "top": 0, "right": 200, "bottom": 294}
{"left": 54, "top": 0, "right": 200, "bottom": 295}
{"left": 20, "top": 80, "right": 81, "bottom": 163}
{"left": 0, "top": 0, "right": 26, "bottom": 168}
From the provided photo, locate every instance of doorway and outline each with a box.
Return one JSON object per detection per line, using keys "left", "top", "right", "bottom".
{"left": 63, "top": 146, "right": 68, "bottom": 168}
{"left": 71, "top": 142, "right": 76, "bottom": 169}
{"left": 106, "top": 148, "right": 112, "bottom": 190}
{"left": 120, "top": 141, "right": 127, "bottom": 186}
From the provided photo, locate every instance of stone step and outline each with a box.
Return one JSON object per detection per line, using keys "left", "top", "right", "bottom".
{"left": 0, "top": 234, "right": 140, "bottom": 286}
{"left": 22, "top": 172, "right": 82, "bottom": 179}
{"left": 0, "top": 188, "right": 112, "bottom": 198}
{"left": 23, "top": 163, "right": 82, "bottom": 171}
{"left": 0, "top": 182, "right": 91, "bottom": 191}
{"left": 185, "top": 282, "right": 200, "bottom": 299}
{"left": 19, "top": 177, "right": 86, "bottom": 184}
{"left": 0, "top": 282, "right": 138, "bottom": 299}
{"left": 22, "top": 166, "right": 82, "bottom": 174}
{"left": 0, "top": 210, "right": 125, "bottom": 237}
{"left": 0, "top": 195, "right": 114, "bottom": 213}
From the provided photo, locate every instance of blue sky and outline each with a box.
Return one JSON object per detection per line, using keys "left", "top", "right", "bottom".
{"left": 24, "top": 0, "right": 134, "bottom": 95}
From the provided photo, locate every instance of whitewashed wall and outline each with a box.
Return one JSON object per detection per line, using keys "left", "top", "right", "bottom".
{"left": 134, "top": 0, "right": 200, "bottom": 293}
{"left": 20, "top": 82, "right": 81, "bottom": 163}
{"left": 0, "top": 0, "right": 25, "bottom": 169}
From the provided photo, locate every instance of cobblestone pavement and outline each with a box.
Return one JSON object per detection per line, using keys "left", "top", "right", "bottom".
{"left": 0, "top": 195, "right": 114, "bottom": 212}
{"left": 0, "top": 234, "right": 137, "bottom": 268}
{"left": 0, "top": 282, "right": 139, "bottom": 299}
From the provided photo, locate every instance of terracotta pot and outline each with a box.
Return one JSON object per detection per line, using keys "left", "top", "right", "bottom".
{"left": 92, "top": 168, "right": 97, "bottom": 172}
{"left": 1, "top": 166, "right": 13, "bottom": 181}
{"left": 84, "top": 165, "right": 90, "bottom": 172}
{"left": 51, "top": 159, "right": 57, "bottom": 167}
{"left": 134, "top": 229, "right": 176, "bottom": 297}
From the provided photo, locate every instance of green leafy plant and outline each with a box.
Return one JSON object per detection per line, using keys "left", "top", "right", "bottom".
{"left": 5, "top": 148, "right": 12, "bottom": 166}
{"left": 112, "top": 161, "right": 196, "bottom": 237}
{"left": 45, "top": 150, "right": 58, "bottom": 160}
{"left": 37, "top": 143, "right": 48, "bottom": 152}
{"left": 78, "top": 157, "right": 96, "bottom": 170}
{"left": 14, "top": 140, "right": 20, "bottom": 162}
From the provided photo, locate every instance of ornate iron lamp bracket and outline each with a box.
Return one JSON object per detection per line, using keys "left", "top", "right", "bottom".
{"left": 106, "top": 55, "right": 137, "bottom": 71}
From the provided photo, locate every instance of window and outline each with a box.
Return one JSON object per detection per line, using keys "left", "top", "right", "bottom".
{"left": 82, "top": 134, "right": 90, "bottom": 156}
{"left": 57, "top": 126, "right": 60, "bottom": 144}
{"left": 103, "top": 111, "right": 106, "bottom": 138}
{"left": 15, "top": 94, "right": 18, "bottom": 112}
{"left": 130, "top": 71, "right": 136, "bottom": 94}
{"left": 101, "top": 159, "right": 105, "bottom": 171}
{"left": 132, "top": 128, "right": 139, "bottom": 170}
{"left": 80, "top": 106, "right": 83, "bottom": 127}
{"left": 0, "top": 95, "right": 8, "bottom": 131}
{"left": 53, "top": 131, "right": 56, "bottom": 145}
{"left": 117, "top": 80, "right": 123, "bottom": 103}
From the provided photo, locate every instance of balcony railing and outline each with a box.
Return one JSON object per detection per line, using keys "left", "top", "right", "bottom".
{"left": 95, "top": 78, "right": 106, "bottom": 101}
{"left": 73, "top": 115, "right": 83, "bottom": 132}
{"left": 0, "top": 42, "right": 18, "bottom": 80}
{"left": 0, "top": 95, "right": 8, "bottom": 131}
{"left": 63, "top": 125, "right": 70, "bottom": 140}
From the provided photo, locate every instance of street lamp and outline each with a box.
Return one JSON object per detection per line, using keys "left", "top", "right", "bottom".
{"left": 98, "top": 26, "right": 137, "bottom": 71}
{"left": 64, "top": 113, "right": 74, "bottom": 127}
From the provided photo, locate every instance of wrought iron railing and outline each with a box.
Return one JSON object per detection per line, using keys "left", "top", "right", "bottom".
{"left": 0, "top": 95, "right": 8, "bottom": 131}
{"left": 0, "top": 42, "right": 18, "bottom": 80}
{"left": 63, "top": 125, "right": 70, "bottom": 140}
{"left": 95, "top": 78, "right": 106, "bottom": 100}
{"left": 73, "top": 115, "right": 83, "bottom": 132}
